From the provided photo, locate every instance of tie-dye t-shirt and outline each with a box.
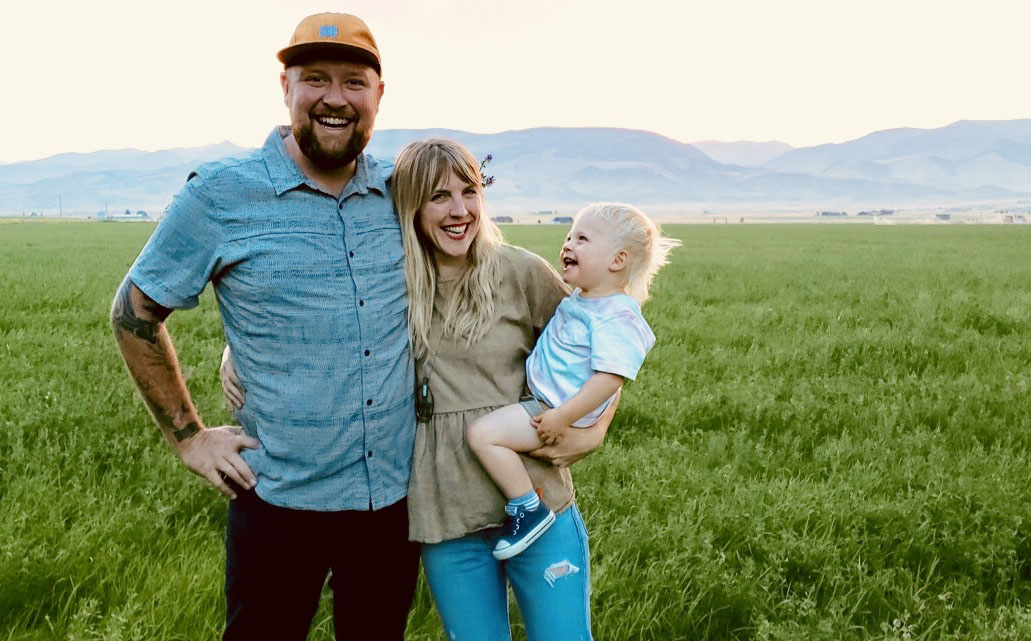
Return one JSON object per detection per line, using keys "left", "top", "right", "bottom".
{"left": 526, "top": 289, "right": 655, "bottom": 427}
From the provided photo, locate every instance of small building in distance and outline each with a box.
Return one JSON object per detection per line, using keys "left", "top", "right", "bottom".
{"left": 491, "top": 215, "right": 513, "bottom": 223}
{"left": 552, "top": 216, "right": 574, "bottom": 224}
{"left": 99, "top": 209, "right": 150, "bottom": 222}
{"left": 818, "top": 211, "right": 847, "bottom": 217}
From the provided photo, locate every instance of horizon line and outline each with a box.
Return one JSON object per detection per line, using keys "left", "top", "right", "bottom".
{"left": 4, "top": 117, "right": 1031, "bottom": 165}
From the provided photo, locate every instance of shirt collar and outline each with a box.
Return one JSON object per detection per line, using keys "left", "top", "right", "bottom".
{"left": 342, "top": 153, "right": 387, "bottom": 199}
{"left": 360, "top": 154, "right": 387, "bottom": 195}
{"left": 262, "top": 127, "right": 308, "bottom": 196}
{"left": 262, "top": 126, "right": 386, "bottom": 198}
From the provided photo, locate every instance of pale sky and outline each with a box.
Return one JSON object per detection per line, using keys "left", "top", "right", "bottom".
{"left": 2, "top": 0, "right": 1029, "bottom": 163}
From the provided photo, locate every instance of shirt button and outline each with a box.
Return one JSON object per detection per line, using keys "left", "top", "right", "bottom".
{"left": 367, "top": 450, "right": 373, "bottom": 458}
{"left": 349, "top": 251, "right": 354, "bottom": 258}
{"left": 338, "top": 203, "right": 344, "bottom": 209}
{"left": 364, "top": 349, "right": 370, "bottom": 356}
{"left": 366, "top": 399, "right": 373, "bottom": 406}
{"left": 359, "top": 300, "right": 364, "bottom": 307}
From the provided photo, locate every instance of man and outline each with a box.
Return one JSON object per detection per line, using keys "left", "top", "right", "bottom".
{"left": 110, "top": 13, "right": 418, "bottom": 640}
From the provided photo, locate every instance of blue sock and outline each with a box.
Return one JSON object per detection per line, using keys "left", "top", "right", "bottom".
{"left": 506, "top": 490, "right": 540, "bottom": 515}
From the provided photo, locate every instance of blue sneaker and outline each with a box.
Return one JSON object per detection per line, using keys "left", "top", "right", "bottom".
{"left": 492, "top": 501, "right": 556, "bottom": 560}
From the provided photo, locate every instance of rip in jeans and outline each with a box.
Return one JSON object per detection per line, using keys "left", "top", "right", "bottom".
{"left": 543, "top": 560, "right": 581, "bottom": 587}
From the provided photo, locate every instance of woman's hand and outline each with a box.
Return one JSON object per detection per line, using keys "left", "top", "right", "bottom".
{"left": 529, "top": 388, "right": 620, "bottom": 468}
{"left": 220, "top": 346, "right": 246, "bottom": 411}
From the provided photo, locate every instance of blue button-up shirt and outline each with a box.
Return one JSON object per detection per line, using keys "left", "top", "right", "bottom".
{"left": 129, "top": 127, "right": 415, "bottom": 511}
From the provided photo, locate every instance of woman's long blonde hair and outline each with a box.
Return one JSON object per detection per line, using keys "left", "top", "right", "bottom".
{"left": 393, "top": 139, "right": 504, "bottom": 359}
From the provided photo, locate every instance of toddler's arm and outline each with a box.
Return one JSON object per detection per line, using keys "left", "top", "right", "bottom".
{"left": 533, "top": 372, "right": 624, "bottom": 446}
{"left": 530, "top": 389, "right": 619, "bottom": 468}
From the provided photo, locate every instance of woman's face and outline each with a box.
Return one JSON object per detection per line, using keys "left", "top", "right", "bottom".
{"left": 417, "top": 171, "right": 482, "bottom": 272}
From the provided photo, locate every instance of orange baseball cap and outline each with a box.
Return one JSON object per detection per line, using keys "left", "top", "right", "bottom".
{"left": 277, "top": 13, "right": 381, "bottom": 75}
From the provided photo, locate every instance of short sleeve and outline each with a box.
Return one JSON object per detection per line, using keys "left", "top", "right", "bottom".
{"left": 517, "top": 248, "right": 570, "bottom": 332}
{"left": 589, "top": 307, "right": 655, "bottom": 380}
{"left": 127, "top": 174, "right": 224, "bottom": 310}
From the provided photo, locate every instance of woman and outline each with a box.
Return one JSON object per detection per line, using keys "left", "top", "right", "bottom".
{"left": 223, "top": 139, "right": 611, "bottom": 640}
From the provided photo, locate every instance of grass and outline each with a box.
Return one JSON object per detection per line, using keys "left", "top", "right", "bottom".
{"left": 2, "top": 221, "right": 1030, "bottom": 640}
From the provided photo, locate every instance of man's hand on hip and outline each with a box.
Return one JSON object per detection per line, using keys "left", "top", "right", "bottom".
{"left": 111, "top": 277, "right": 260, "bottom": 500}
{"left": 177, "top": 426, "right": 259, "bottom": 500}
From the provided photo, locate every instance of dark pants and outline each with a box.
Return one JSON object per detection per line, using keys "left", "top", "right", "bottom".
{"left": 223, "top": 487, "right": 420, "bottom": 641}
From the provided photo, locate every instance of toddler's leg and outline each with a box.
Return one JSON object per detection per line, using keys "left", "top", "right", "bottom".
{"left": 467, "top": 403, "right": 542, "bottom": 499}
{"left": 467, "top": 403, "right": 557, "bottom": 561}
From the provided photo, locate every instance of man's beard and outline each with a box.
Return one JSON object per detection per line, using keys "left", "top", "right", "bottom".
{"left": 293, "top": 115, "right": 371, "bottom": 171}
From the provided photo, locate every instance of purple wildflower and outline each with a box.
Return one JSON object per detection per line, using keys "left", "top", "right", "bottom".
{"left": 479, "top": 154, "right": 495, "bottom": 189}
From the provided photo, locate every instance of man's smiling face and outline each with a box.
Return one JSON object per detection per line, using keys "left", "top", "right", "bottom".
{"left": 281, "top": 59, "right": 383, "bottom": 170}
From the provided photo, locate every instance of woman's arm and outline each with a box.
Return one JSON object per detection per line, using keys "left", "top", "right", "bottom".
{"left": 534, "top": 372, "right": 623, "bottom": 445}
{"left": 220, "top": 346, "right": 246, "bottom": 410}
{"left": 528, "top": 388, "right": 620, "bottom": 468}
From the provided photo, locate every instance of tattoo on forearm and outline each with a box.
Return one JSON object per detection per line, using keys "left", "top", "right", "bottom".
{"left": 173, "top": 422, "right": 201, "bottom": 442}
{"left": 117, "top": 311, "right": 201, "bottom": 441}
{"left": 111, "top": 278, "right": 170, "bottom": 344}
{"left": 142, "top": 396, "right": 202, "bottom": 443}
{"left": 111, "top": 285, "right": 202, "bottom": 444}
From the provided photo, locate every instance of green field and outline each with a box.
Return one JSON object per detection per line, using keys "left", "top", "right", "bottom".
{"left": 2, "top": 221, "right": 1031, "bottom": 640}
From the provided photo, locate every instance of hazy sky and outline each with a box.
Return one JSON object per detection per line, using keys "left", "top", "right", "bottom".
{"left": 2, "top": 0, "right": 1028, "bottom": 162}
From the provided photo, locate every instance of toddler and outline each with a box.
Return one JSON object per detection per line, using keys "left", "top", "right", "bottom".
{"left": 466, "top": 202, "right": 681, "bottom": 560}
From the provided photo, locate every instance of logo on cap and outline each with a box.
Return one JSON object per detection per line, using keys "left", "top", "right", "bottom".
{"left": 318, "top": 25, "right": 338, "bottom": 38}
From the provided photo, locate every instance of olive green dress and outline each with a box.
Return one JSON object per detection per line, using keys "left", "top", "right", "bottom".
{"left": 407, "top": 244, "right": 574, "bottom": 544}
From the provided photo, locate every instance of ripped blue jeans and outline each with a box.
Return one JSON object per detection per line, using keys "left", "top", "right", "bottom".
{"left": 421, "top": 504, "right": 592, "bottom": 641}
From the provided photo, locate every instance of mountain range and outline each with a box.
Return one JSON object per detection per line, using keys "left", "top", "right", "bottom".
{"left": 4, "top": 119, "right": 1031, "bottom": 215}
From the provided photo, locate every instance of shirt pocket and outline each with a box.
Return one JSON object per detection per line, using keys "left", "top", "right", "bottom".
{"left": 350, "top": 220, "right": 404, "bottom": 269}
{"left": 221, "top": 229, "right": 352, "bottom": 326}
{"left": 551, "top": 314, "right": 589, "bottom": 348}
{"left": 239, "top": 231, "right": 345, "bottom": 282}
